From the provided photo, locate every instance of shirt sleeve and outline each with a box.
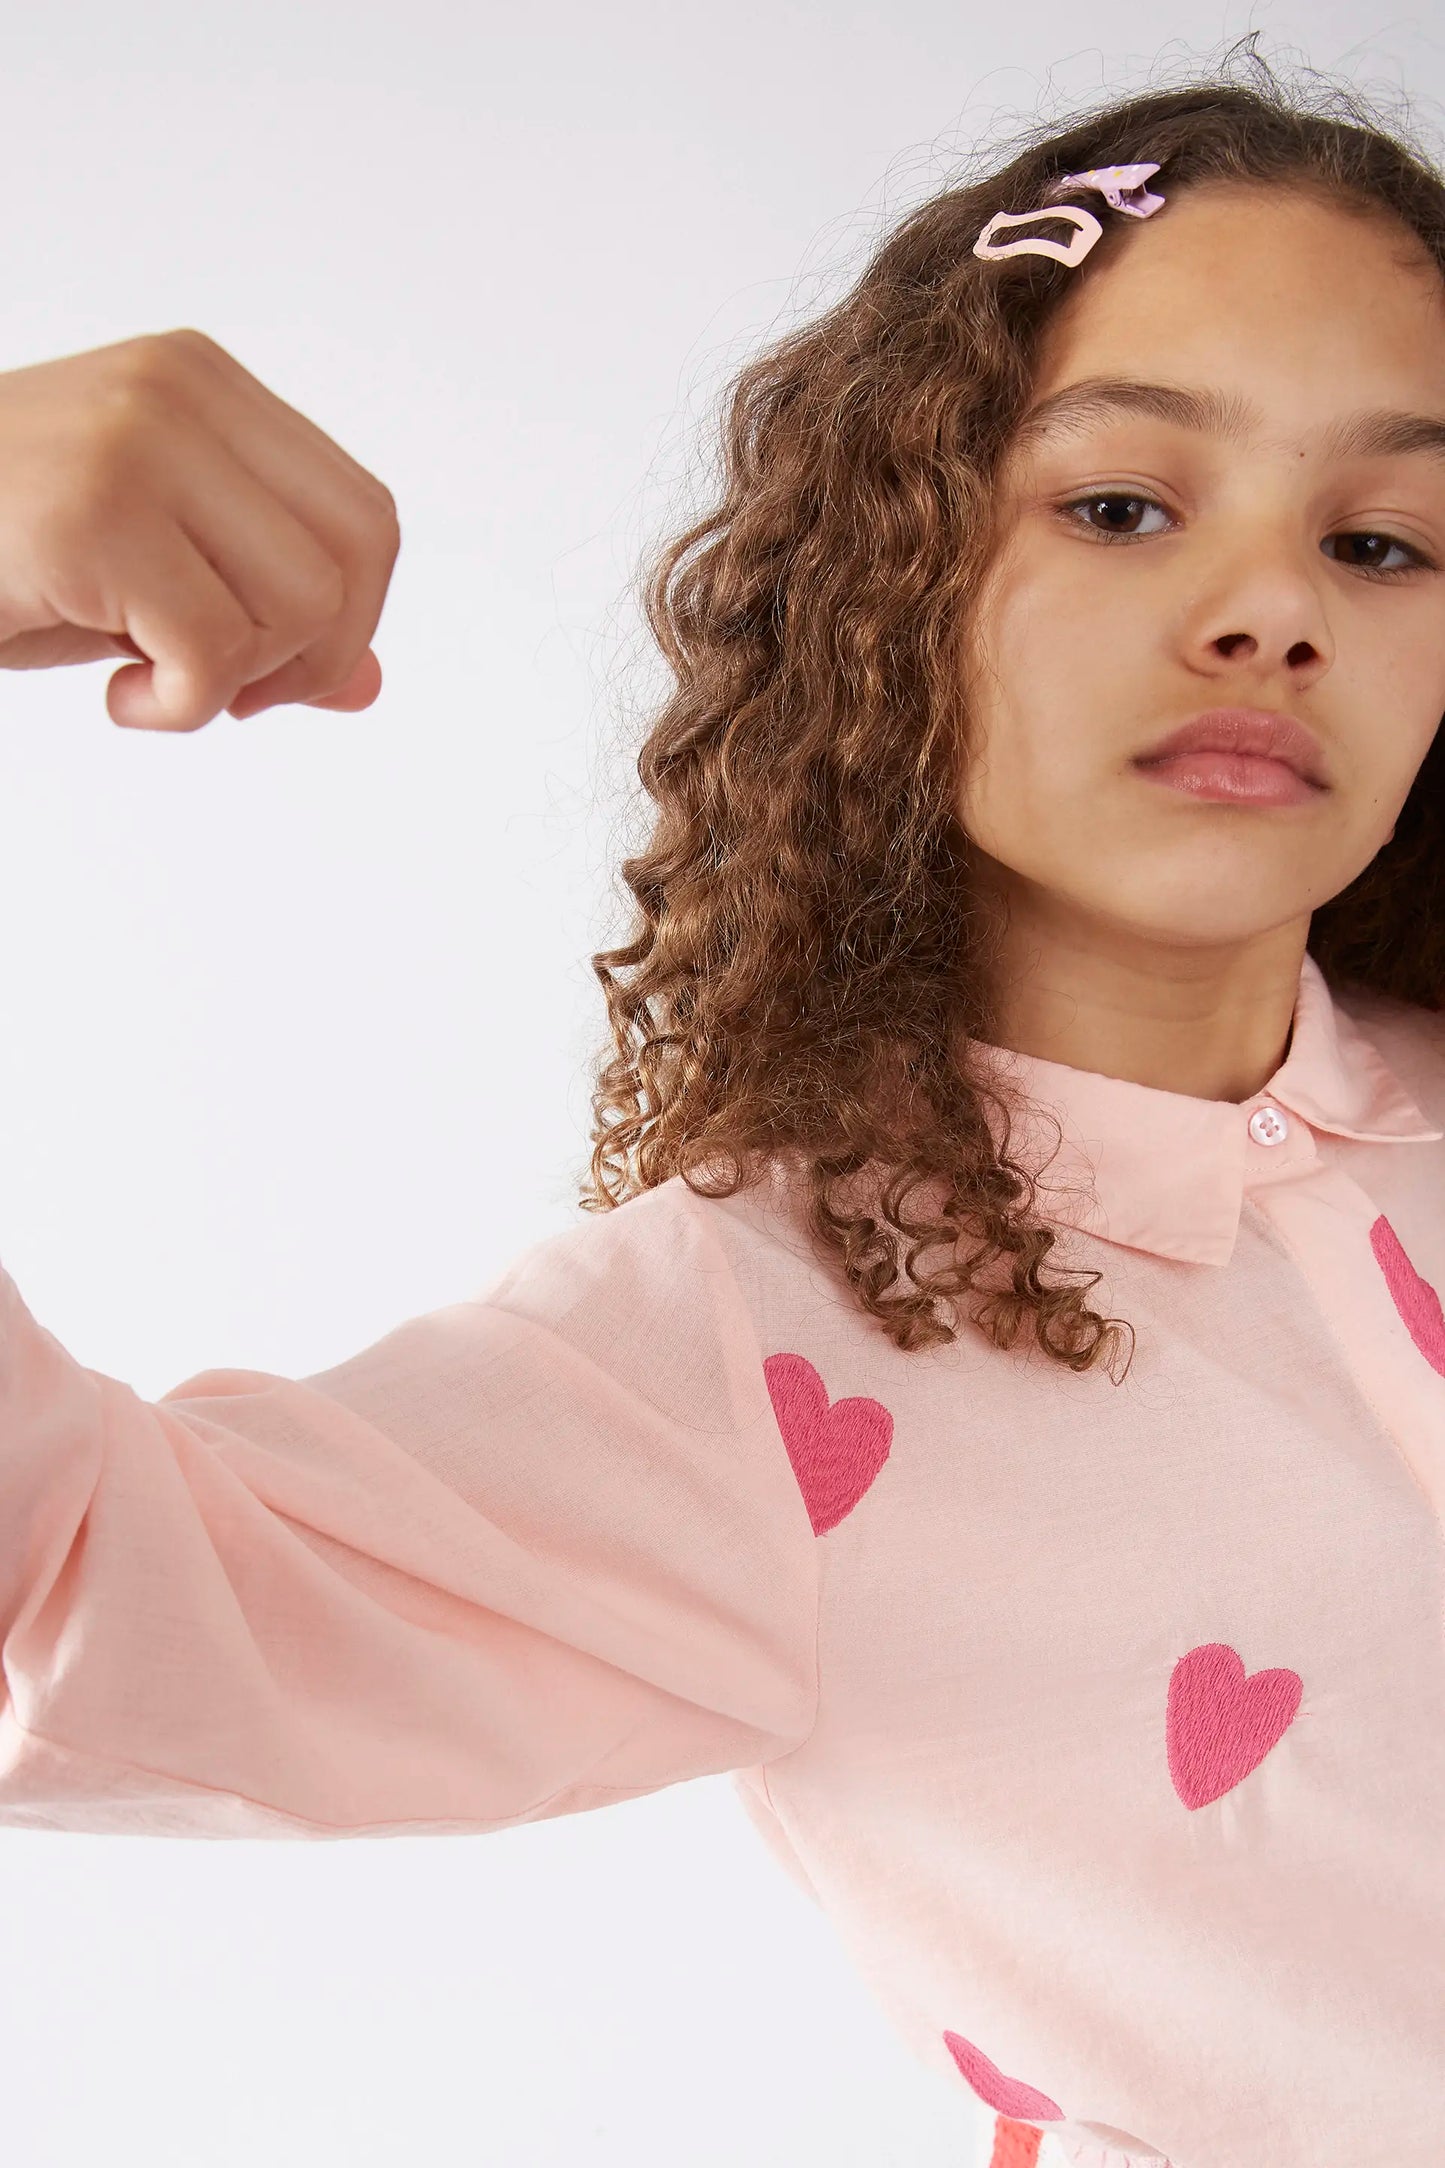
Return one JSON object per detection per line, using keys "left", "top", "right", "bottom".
{"left": 0, "top": 1181, "right": 820, "bottom": 1837}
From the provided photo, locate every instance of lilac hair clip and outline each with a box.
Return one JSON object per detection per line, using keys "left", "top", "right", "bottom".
{"left": 972, "top": 160, "right": 1166, "bottom": 267}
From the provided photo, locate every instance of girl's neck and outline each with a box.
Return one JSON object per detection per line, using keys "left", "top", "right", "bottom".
{"left": 977, "top": 887, "right": 1308, "bottom": 1104}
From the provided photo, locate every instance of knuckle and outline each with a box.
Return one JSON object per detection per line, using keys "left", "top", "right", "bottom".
{"left": 160, "top": 327, "right": 242, "bottom": 380}
{"left": 99, "top": 332, "right": 214, "bottom": 430}
{"left": 114, "top": 332, "right": 192, "bottom": 396}
{"left": 162, "top": 326, "right": 219, "bottom": 355}
{"left": 135, "top": 327, "right": 217, "bottom": 373}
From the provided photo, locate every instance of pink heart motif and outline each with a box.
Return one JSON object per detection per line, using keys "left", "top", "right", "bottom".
{"left": 1370, "top": 1213, "right": 1445, "bottom": 1375}
{"left": 941, "top": 2030, "right": 1063, "bottom": 2120}
{"left": 762, "top": 1352, "right": 892, "bottom": 1535}
{"left": 1166, "top": 1643, "right": 1302, "bottom": 1809}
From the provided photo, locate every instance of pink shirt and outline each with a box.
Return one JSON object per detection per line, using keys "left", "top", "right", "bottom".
{"left": 3, "top": 948, "right": 1443, "bottom": 2168}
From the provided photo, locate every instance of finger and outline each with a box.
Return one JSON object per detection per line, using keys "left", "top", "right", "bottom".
{"left": 95, "top": 492, "right": 339, "bottom": 731}
{"left": 231, "top": 645, "right": 382, "bottom": 720}
{"left": 222, "top": 504, "right": 398, "bottom": 718}
{"left": 300, "top": 646, "right": 382, "bottom": 710}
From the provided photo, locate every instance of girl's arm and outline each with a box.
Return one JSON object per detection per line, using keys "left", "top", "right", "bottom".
{"left": 0, "top": 1184, "right": 821, "bottom": 1835}
{"left": 0, "top": 329, "right": 820, "bottom": 1839}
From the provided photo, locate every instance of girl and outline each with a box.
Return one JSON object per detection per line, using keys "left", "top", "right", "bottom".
{"left": 3, "top": 40, "right": 1444, "bottom": 2168}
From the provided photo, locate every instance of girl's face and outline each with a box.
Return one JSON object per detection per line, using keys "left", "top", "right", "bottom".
{"left": 958, "top": 183, "right": 1445, "bottom": 968}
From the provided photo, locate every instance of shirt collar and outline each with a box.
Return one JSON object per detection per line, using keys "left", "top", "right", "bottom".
{"left": 968, "top": 951, "right": 1443, "bottom": 1266}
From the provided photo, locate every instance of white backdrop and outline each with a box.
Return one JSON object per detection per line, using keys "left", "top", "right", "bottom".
{"left": 0, "top": 7, "right": 1438, "bottom": 2165}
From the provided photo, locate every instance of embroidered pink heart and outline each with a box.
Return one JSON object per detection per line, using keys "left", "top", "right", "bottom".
{"left": 941, "top": 2029, "right": 1063, "bottom": 2120}
{"left": 1370, "top": 1214, "right": 1445, "bottom": 1375}
{"left": 1166, "top": 1643, "right": 1302, "bottom": 1809}
{"left": 762, "top": 1351, "right": 892, "bottom": 1535}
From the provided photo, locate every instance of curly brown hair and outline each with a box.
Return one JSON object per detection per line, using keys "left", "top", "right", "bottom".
{"left": 577, "top": 33, "right": 1445, "bottom": 1379}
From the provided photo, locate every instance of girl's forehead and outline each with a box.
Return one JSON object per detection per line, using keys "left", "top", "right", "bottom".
{"left": 1023, "top": 268, "right": 1445, "bottom": 446}
{"left": 1034, "top": 186, "right": 1445, "bottom": 374}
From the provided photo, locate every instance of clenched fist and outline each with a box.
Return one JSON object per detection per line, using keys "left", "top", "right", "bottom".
{"left": 0, "top": 328, "right": 400, "bottom": 731}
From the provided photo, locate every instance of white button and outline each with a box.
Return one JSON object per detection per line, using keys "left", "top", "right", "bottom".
{"left": 1248, "top": 1103, "right": 1290, "bottom": 1146}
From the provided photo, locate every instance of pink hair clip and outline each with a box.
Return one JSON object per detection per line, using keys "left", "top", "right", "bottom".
{"left": 972, "top": 160, "right": 1166, "bottom": 267}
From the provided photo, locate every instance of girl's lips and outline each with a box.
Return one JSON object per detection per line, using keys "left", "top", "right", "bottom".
{"left": 1131, "top": 751, "right": 1324, "bottom": 806}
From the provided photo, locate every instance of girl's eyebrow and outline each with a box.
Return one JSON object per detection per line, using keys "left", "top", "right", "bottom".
{"left": 1014, "top": 374, "right": 1445, "bottom": 465}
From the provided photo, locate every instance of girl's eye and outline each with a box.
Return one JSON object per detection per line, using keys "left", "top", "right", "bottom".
{"left": 1056, "top": 492, "right": 1435, "bottom": 580}
{"left": 1058, "top": 492, "right": 1173, "bottom": 542}
{"left": 1323, "top": 530, "right": 1433, "bottom": 578}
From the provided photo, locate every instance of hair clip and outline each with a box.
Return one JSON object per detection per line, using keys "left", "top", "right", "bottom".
{"left": 972, "top": 160, "right": 1166, "bottom": 266}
